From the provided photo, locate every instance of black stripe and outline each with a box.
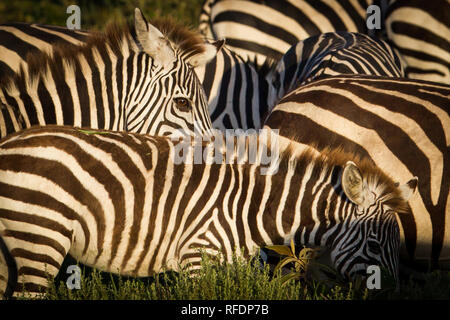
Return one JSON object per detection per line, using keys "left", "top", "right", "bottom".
{"left": 49, "top": 54, "right": 75, "bottom": 125}
{"left": 36, "top": 81, "right": 57, "bottom": 124}
{"left": 4, "top": 230, "right": 66, "bottom": 258}
{"left": 84, "top": 49, "right": 105, "bottom": 129}
{"left": 0, "top": 29, "right": 40, "bottom": 59}
{"left": 225, "top": 38, "right": 283, "bottom": 62}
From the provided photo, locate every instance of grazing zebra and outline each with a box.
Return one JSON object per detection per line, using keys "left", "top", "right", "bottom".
{"left": 264, "top": 75, "right": 450, "bottom": 271}
{"left": 199, "top": 0, "right": 377, "bottom": 67}
{"left": 0, "top": 8, "right": 222, "bottom": 138}
{"left": 385, "top": 0, "right": 450, "bottom": 85}
{"left": 266, "top": 31, "right": 404, "bottom": 108}
{"left": 0, "top": 125, "right": 417, "bottom": 298}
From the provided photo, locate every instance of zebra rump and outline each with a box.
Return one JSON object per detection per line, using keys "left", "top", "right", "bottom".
{"left": 199, "top": 0, "right": 376, "bottom": 67}
{"left": 385, "top": 0, "right": 450, "bottom": 85}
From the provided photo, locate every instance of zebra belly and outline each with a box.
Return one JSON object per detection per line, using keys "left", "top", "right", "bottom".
{"left": 67, "top": 223, "right": 182, "bottom": 277}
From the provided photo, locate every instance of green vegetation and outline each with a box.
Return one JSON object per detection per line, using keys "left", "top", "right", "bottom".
{"left": 14, "top": 252, "right": 450, "bottom": 300}
{"left": 0, "top": 0, "right": 205, "bottom": 30}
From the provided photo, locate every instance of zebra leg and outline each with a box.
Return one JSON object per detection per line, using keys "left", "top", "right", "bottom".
{"left": 0, "top": 224, "right": 70, "bottom": 298}
{"left": 0, "top": 222, "right": 17, "bottom": 299}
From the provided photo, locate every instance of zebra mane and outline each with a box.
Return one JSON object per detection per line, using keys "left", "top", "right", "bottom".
{"left": 147, "top": 18, "right": 209, "bottom": 57}
{"left": 279, "top": 141, "right": 411, "bottom": 214}
{"left": 0, "top": 17, "right": 206, "bottom": 94}
{"left": 172, "top": 131, "right": 410, "bottom": 214}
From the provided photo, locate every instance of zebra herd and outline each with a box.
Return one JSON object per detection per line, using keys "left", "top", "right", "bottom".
{"left": 0, "top": 1, "right": 448, "bottom": 298}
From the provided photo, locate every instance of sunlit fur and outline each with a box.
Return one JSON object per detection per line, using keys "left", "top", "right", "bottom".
{"left": 0, "top": 18, "right": 214, "bottom": 138}
{"left": 0, "top": 125, "right": 412, "bottom": 298}
{"left": 264, "top": 75, "right": 450, "bottom": 271}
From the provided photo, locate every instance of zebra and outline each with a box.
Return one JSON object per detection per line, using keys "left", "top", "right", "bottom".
{"left": 265, "top": 31, "right": 405, "bottom": 109}
{"left": 0, "top": 125, "right": 417, "bottom": 298}
{"left": 199, "top": 0, "right": 379, "bottom": 67}
{"left": 263, "top": 74, "right": 450, "bottom": 272}
{"left": 0, "top": 8, "right": 222, "bottom": 138}
{"left": 384, "top": 0, "right": 450, "bottom": 85}
{"left": 0, "top": 20, "right": 268, "bottom": 131}
{"left": 0, "top": 20, "right": 266, "bottom": 131}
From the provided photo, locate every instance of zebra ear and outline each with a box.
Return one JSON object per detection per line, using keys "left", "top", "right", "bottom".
{"left": 342, "top": 161, "right": 366, "bottom": 206}
{"left": 398, "top": 177, "right": 418, "bottom": 201}
{"left": 134, "top": 8, "right": 176, "bottom": 68}
{"left": 187, "top": 39, "right": 225, "bottom": 67}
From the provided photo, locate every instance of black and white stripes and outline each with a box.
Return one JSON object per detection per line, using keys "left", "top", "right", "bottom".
{"left": 199, "top": 0, "right": 375, "bottom": 67}
{"left": 385, "top": 0, "right": 450, "bottom": 84}
{"left": 266, "top": 31, "right": 405, "bottom": 108}
{"left": 0, "top": 9, "right": 220, "bottom": 138}
{"left": 0, "top": 125, "right": 416, "bottom": 298}
{"left": 264, "top": 75, "right": 450, "bottom": 270}
{"left": 0, "top": 22, "right": 89, "bottom": 79}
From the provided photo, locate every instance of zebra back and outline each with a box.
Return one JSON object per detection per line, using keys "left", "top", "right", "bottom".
{"left": 266, "top": 31, "right": 405, "bottom": 109}
{"left": 199, "top": 0, "right": 374, "bottom": 67}
{"left": 264, "top": 74, "right": 450, "bottom": 271}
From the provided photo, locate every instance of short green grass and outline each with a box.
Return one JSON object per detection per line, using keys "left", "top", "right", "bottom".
{"left": 16, "top": 252, "right": 450, "bottom": 300}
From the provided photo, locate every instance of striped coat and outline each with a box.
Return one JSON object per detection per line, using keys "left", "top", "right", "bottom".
{"left": 0, "top": 125, "right": 416, "bottom": 298}
{"left": 264, "top": 75, "right": 450, "bottom": 270}
{"left": 0, "top": 9, "right": 221, "bottom": 138}
{"left": 199, "top": 0, "right": 376, "bottom": 67}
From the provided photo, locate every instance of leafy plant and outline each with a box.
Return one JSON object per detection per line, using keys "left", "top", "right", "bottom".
{"left": 266, "top": 239, "right": 317, "bottom": 285}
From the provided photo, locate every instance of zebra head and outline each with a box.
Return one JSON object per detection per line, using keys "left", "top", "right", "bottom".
{"left": 126, "top": 8, "right": 224, "bottom": 137}
{"left": 331, "top": 161, "right": 418, "bottom": 283}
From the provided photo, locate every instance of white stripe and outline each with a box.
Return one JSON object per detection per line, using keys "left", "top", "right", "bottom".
{"left": 0, "top": 45, "right": 24, "bottom": 74}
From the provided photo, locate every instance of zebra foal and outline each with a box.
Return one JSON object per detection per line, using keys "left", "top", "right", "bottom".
{"left": 0, "top": 125, "right": 416, "bottom": 298}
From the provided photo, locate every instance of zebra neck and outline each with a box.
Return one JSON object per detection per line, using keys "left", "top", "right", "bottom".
{"left": 233, "top": 148, "right": 353, "bottom": 253}
{"left": 0, "top": 33, "right": 137, "bottom": 130}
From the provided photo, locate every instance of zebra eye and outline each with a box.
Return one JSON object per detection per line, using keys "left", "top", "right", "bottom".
{"left": 174, "top": 97, "right": 191, "bottom": 112}
{"left": 367, "top": 239, "right": 381, "bottom": 255}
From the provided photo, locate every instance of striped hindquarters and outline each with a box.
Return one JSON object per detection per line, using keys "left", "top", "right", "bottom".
{"left": 0, "top": 126, "right": 170, "bottom": 296}
{"left": 203, "top": 0, "right": 373, "bottom": 66}
{"left": 385, "top": 0, "right": 450, "bottom": 84}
